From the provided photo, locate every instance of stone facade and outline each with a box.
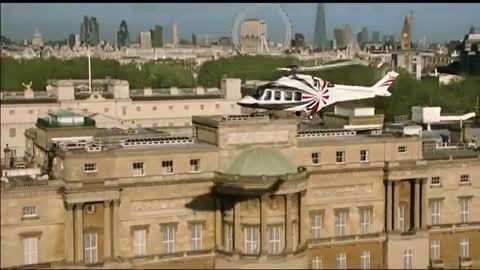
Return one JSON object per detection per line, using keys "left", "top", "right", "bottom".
{"left": 1, "top": 115, "right": 479, "bottom": 269}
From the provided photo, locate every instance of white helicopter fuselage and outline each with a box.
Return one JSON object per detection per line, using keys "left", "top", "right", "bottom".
{"left": 238, "top": 71, "right": 399, "bottom": 117}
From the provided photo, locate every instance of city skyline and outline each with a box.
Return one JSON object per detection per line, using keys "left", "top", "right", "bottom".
{"left": 1, "top": 3, "right": 479, "bottom": 44}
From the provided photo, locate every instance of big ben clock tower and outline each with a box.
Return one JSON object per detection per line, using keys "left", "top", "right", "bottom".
{"left": 401, "top": 10, "right": 413, "bottom": 50}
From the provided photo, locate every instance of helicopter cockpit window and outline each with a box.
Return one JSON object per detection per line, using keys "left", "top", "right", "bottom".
{"left": 284, "top": 91, "right": 292, "bottom": 101}
{"left": 294, "top": 92, "right": 302, "bottom": 101}
{"left": 274, "top": 91, "right": 281, "bottom": 101}
{"left": 263, "top": 90, "right": 272, "bottom": 101}
{"left": 327, "top": 82, "right": 335, "bottom": 88}
{"left": 252, "top": 88, "right": 265, "bottom": 100}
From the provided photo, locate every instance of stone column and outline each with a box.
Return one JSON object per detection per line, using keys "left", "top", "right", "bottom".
{"left": 75, "top": 203, "right": 84, "bottom": 262}
{"left": 260, "top": 196, "right": 268, "bottom": 256}
{"left": 386, "top": 181, "right": 393, "bottom": 232}
{"left": 111, "top": 200, "right": 120, "bottom": 258}
{"left": 104, "top": 200, "right": 112, "bottom": 260}
{"left": 215, "top": 198, "right": 223, "bottom": 250}
{"left": 285, "top": 194, "right": 293, "bottom": 253}
{"left": 393, "top": 181, "right": 400, "bottom": 232}
{"left": 65, "top": 203, "right": 75, "bottom": 263}
{"left": 299, "top": 191, "right": 307, "bottom": 245}
{"left": 414, "top": 180, "right": 421, "bottom": 230}
{"left": 421, "top": 179, "right": 428, "bottom": 228}
{"left": 233, "top": 199, "right": 241, "bottom": 254}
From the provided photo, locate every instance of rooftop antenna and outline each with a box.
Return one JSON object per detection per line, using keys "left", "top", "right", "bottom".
{"left": 87, "top": 46, "right": 92, "bottom": 93}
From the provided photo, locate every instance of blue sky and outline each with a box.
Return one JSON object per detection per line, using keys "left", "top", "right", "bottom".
{"left": 1, "top": 3, "right": 479, "bottom": 44}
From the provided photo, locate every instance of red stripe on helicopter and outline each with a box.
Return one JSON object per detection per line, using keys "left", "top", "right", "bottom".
{"left": 321, "top": 80, "right": 327, "bottom": 90}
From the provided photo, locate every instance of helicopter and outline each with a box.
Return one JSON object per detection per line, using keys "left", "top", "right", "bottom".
{"left": 237, "top": 60, "right": 399, "bottom": 120}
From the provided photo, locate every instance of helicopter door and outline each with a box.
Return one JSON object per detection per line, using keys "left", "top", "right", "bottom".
{"left": 274, "top": 91, "right": 281, "bottom": 101}
{"left": 263, "top": 90, "right": 272, "bottom": 101}
{"left": 294, "top": 92, "right": 302, "bottom": 101}
{"left": 284, "top": 91, "right": 292, "bottom": 101}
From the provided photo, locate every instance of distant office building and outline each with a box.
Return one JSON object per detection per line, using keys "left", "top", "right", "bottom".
{"left": 31, "top": 28, "right": 43, "bottom": 48}
{"left": 117, "top": 20, "right": 130, "bottom": 47}
{"left": 74, "top": 34, "right": 81, "bottom": 47}
{"left": 401, "top": 10, "right": 413, "bottom": 50}
{"left": 372, "top": 31, "right": 380, "bottom": 43}
{"left": 241, "top": 18, "right": 268, "bottom": 53}
{"left": 68, "top": 34, "right": 75, "bottom": 49}
{"left": 140, "top": 31, "right": 152, "bottom": 49}
{"left": 344, "top": 24, "right": 353, "bottom": 45}
{"left": 172, "top": 23, "right": 179, "bottom": 46}
{"left": 292, "top": 33, "right": 305, "bottom": 49}
{"left": 390, "top": 34, "right": 396, "bottom": 42}
{"left": 469, "top": 25, "right": 476, "bottom": 34}
{"left": 80, "top": 16, "right": 100, "bottom": 46}
{"left": 192, "top": 33, "right": 197, "bottom": 46}
{"left": 334, "top": 28, "right": 347, "bottom": 48}
{"left": 382, "top": 34, "right": 389, "bottom": 43}
{"left": 459, "top": 31, "right": 480, "bottom": 75}
{"left": 313, "top": 3, "right": 328, "bottom": 50}
{"left": 356, "top": 27, "right": 369, "bottom": 45}
{"left": 151, "top": 25, "right": 163, "bottom": 48}
{"left": 218, "top": 37, "right": 232, "bottom": 47}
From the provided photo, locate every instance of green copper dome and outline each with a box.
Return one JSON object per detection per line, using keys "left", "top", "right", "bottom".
{"left": 225, "top": 148, "right": 297, "bottom": 176}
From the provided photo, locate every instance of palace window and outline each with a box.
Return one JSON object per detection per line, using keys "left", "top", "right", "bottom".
{"left": 162, "top": 160, "right": 174, "bottom": 174}
{"left": 312, "top": 256, "right": 323, "bottom": 269}
{"left": 311, "top": 212, "right": 323, "bottom": 239}
{"left": 431, "top": 200, "right": 441, "bottom": 225}
{"left": 460, "top": 175, "right": 470, "bottom": 184}
{"left": 133, "top": 229, "right": 146, "bottom": 257}
{"left": 336, "top": 151, "right": 346, "bottom": 163}
{"left": 224, "top": 223, "right": 233, "bottom": 252}
{"left": 360, "top": 208, "right": 371, "bottom": 234}
{"left": 460, "top": 238, "right": 469, "bottom": 258}
{"left": 84, "top": 163, "right": 97, "bottom": 173}
{"left": 190, "top": 223, "right": 203, "bottom": 251}
{"left": 268, "top": 224, "right": 282, "bottom": 255}
{"left": 360, "top": 250, "right": 371, "bottom": 270}
{"left": 132, "top": 162, "right": 145, "bottom": 176}
{"left": 431, "top": 176, "right": 441, "bottom": 186}
{"left": 162, "top": 224, "right": 176, "bottom": 254}
{"left": 190, "top": 159, "right": 200, "bottom": 172}
{"left": 336, "top": 252, "right": 347, "bottom": 270}
{"left": 460, "top": 198, "right": 471, "bottom": 223}
{"left": 9, "top": 128, "right": 16, "bottom": 138}
{"left": 430, "top": 240, "right": 440, "bottom": 261}
{"left": 200, "top": 104, "right": 205, "bottom": 110}
{"left": 398, "top": 146, "right": 407, "bottom": 153}
{"left": 22, "top": 206, "right": 37, "bottom": 218}
{"left": 398, "top": 205, "right": 405, "bottom": 232}
{"left": 244, "top": 225, "right": 259, "bottom": 255}
{"left": 403, "top": 249, "right": 413, "bottom": 269}
{"left": 335, "top": 210, "right": 348, "bottom": 237}
{"left": 311, "top": 152, "right": 320, "bottom": 164}
{"left": 23, "top": 237, "right": 38, "bottom": 265}
{"left": 360, "top": 150, "right": 369, "bottom": 162}
{"left": 84, "top": 232, "right": 98, "bottom": 264}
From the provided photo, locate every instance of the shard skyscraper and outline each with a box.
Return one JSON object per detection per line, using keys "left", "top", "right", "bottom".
{"left": 313, "top": 3, "right": 328, "bottom": 50}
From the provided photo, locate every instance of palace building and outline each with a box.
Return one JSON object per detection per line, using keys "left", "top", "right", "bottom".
{"left": 1, "top": 112, "right": 479, "bottom": 269}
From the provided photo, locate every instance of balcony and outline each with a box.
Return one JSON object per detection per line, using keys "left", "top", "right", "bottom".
{"left": 214, "top": 169, "right": 308, "bottom": 196}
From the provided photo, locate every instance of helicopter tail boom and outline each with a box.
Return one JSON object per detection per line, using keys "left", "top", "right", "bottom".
{"left": 372, "top": 71, "right": 399, "bottom": 97}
